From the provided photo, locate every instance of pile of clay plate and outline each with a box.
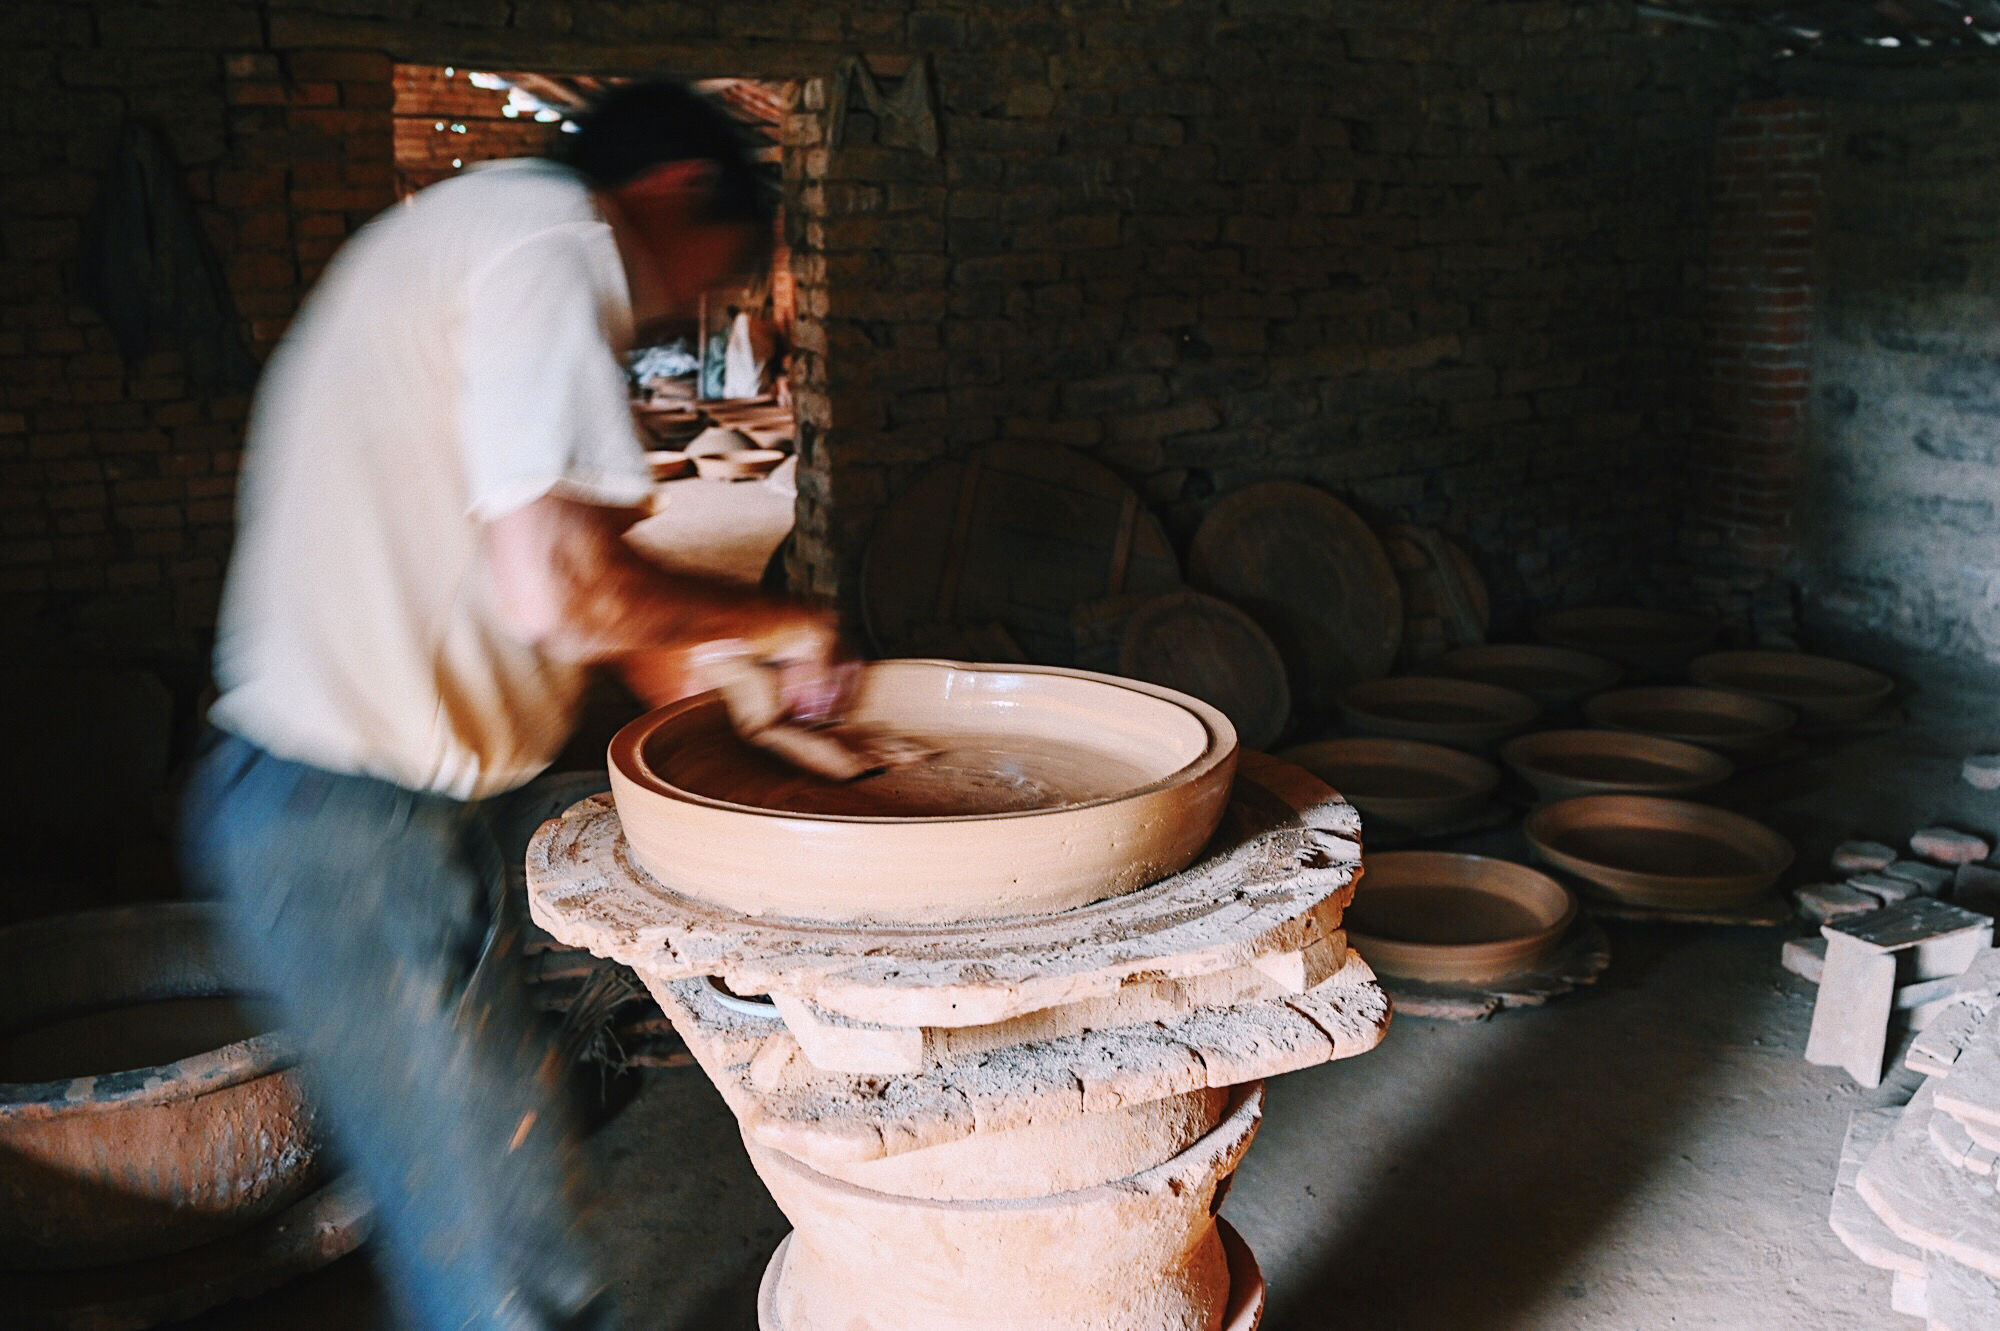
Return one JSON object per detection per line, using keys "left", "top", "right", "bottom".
{"left": 527, "top": 748, "right": 1389, "bottom": 1331}
{"left": 1828, "top": 947, "right": 2000, "bottom": 1326}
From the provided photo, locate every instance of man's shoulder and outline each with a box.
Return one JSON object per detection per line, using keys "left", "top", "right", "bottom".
{"left": 414, "top": 159, "right": 600, "bottom": 233}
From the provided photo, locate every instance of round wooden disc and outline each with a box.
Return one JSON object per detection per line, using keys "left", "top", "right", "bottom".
{"left": 1117, "top": 590, "right": 1292, "bottom": 751}
{"left": 1381, "top": 523, "right": 1488, "bottom": 667}
{"left": 1188, "top": 482, "right": 1402, "bottom": 718}
{"left": 861, "top": 442, "right": 1181, "bottom": 664}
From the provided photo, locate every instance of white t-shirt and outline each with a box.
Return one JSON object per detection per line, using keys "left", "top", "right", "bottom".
{"left": 209, "top": 159, "right": 652, "bottom": 799}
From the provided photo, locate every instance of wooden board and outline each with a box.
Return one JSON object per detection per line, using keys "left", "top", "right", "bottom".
{"left": 1382, "top": 524, "right": 1489, "bottom": 668}
{"left": 860, "top": 442, "right": 1181, "bottom": 664}
{"left": 1113, "top": 590, "right": 1292, "bottom": 751}
{"left": 1189, "top": 482, "right": 1401, "bottom": 720}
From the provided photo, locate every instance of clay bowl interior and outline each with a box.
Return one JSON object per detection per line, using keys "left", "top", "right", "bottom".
{"left": 1687, "top": 650, "right": 1895, "bottom": 725}
{"left": 1500, "top": 729, "right": 1735, "bottom": 801}
{"left": 1277, "top": 737, "right": 1498, "bottom": 832}
{"left": 608, "top": 660, "right": 1239, "bottom": 924}
{"left": 1524, "top": 794, "right": 1793, "bottom": 909}
{"left": 1434, "top": 643, "right": 1621, "bottom": 708}
{"left": 1532, "top": 607, "right": 1720, "bottom": 674}
{"left": 1346, "top": 851, "right": 1576, "bottom": 984}
{"left": 1583, "top": 685, "right": 1796, "bottom": 757}
{"left": 1338, "top": 676, "right": 1539, "bottom": 750}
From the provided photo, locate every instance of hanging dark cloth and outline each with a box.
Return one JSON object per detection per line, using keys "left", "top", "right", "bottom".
{"left": 80, "top": 121, "right": 259, "bottom": 392}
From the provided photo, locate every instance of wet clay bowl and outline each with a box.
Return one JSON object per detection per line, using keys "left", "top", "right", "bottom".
{"left": 1533, "top": 607, "right": 1721, "bottom": 674}
{"left": 1338, "top": 676, "right": 1539, "bottom": 751}
{"left": 1435, "top": 643, "right": 1621, "bottom": 709}
{"left": 1501, "top": 729, "right": 1735, "bottom": 802}
{"left": 1524, "top": 795, "right": 1794, "bottom": 909}
{"left": 1583, "top": 685, "right": 1796, "bottom": 758}
{"left": 607, "top": 660, "right": 1239, "bottom": 925}
{"left": 1346, "top": 851, "right": 1576, "bottom": 984}
{"left": 1687, "top": 650, "right": 1895, "bottom": 726}
{"left": 1277, "top": 737, "right": 1498, "bottom": 834}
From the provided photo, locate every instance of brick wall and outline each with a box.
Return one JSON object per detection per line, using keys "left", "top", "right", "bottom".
{"left": 1801, "top": 95, "right": 2000, "bottom": 668}
{"left": 393, "top": 63, "right": 553, "bottom": 196}
{"left": 1678, "top": 98, "right": 1826, "bottom": 642}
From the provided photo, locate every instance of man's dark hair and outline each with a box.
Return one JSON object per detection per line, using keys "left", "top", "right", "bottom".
{"left": 554, "top": 79, "right": 775, "bottom": 231}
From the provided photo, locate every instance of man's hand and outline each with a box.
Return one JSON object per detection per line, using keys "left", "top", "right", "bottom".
{"left": 482, "top": 493, "right": 856, "bottom": 718}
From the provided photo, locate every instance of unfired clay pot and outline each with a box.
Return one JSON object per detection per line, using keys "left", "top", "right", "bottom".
{"left": 1345, "top": 851, "right": 1575, "bottom": 984}
{"left": 1525, "top": 794, "right": 1794, "bottom": 909}
{"left": 608, "top": 660, "right": 1239, "bottom": 924}
{"left": 747, "top": 1084, "right": 1263, "bottom": 1331}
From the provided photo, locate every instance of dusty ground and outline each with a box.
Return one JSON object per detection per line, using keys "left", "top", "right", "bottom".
{"left": 182, "top": 639, "right": 1996, "bottom": 1329}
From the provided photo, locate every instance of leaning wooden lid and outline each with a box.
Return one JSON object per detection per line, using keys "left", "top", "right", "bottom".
{"left": 1116, "top": 590, "right": 1292, "bottom": 752}
{"left": 861, "top": 443, "right": 1181, "bottom": 665}
{"left": 1189, "top": 482, "right": 1402, "bottom": 718}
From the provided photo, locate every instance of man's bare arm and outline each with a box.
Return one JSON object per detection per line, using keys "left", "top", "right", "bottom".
{"left": 482, "top": 493, "right": 844, "bottom": 712}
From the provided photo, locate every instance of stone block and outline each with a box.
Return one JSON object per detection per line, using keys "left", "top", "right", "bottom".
{"left": 1833, "top": 840, "right": 1900, "bottom": 874}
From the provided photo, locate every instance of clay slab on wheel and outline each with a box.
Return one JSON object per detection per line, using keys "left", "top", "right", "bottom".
{"left": 607, "top": 660, "right": 1238, "bottom": 925}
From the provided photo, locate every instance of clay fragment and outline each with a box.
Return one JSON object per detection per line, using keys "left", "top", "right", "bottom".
{"left": 1964, "top": 755, "right": 2000, "bottom": 791}
{"left": 1832, "top": 840, "right": 1899, "bottom": 875}
{"left": 1849, "top": 872, "right": 1920, "bottom": 907}
{"left": 1914, "top": 828, "right": 1994, "bottom": 866}
{"left": 1796, "top": 882, "right": 1879, "bottom": 924}
{"left": 1882, "top": 860, "right": 1954, "bottom": 897}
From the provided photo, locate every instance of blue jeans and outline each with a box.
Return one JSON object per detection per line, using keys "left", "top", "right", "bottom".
{"left": 180, "top": 732, "right": 614, "bottom": 1330}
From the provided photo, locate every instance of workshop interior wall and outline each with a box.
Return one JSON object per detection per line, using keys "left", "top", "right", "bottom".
{"left": 1801, "top": 95, "right": 2000, "bottom": 669}
{"left": 0, "top": 0, "right": 1740, "bottom": 909}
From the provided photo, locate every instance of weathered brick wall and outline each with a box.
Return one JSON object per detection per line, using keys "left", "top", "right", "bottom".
{"left": 393, "top": 63, "right": 553, "bottom": 196}
{"left": 1802, "top": 96, "right": 2000, "bottom": 667}
{"left": 1678, "top": 98, "right": 1826, "bottom": 643}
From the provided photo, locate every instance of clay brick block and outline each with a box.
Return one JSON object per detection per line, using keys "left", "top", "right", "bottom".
{"left": 288, "top": 50, "right": 393, "bottom": 84}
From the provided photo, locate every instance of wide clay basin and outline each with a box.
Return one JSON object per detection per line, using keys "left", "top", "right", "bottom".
{"left": 0, "top": 904, "right": 318, "bottom": 1270}
{"left": 608, "top": 660, "right": 1239, "bottom": 924}
{"left": 1346, "top": 851, "right": 1576, "bottom": 984}
{"left": 1524, "top": 794, "right": 1794, "bottom": 909}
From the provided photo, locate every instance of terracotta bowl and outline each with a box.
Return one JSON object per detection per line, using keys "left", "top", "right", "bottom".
{"left": 1346, "top": 851, "right": 1576, "bottom": 984}
{"left": 1501, "top": 729, "right": 1735, "bottom": 801}
{"left": 644, "top": 449, "right": 692, "bottom": 482}
{"left": 1338, "top": 676, "right": 1539, "bottom": 750}
{"left": 1277, "top": 737, "right": 1498, "bottom": 833}
{"left": 1687, "top": 650, "right": 1895, "bottom": 725}
{"left": 1524, "top": 795, "right": 1793, "bottom": 909}
{"left": 693, "top": 448, "right": 788, "bottom": 482}
{"left": 607, "top": 660, "right": 1239, "bottom": 925}
{"left": 1435, "top": 643, "right": 1621, "bottom": 708}
{"left": 1533, "top": 607, "right": 1720, "bottom": 673}
{"left": 1583, "top": 685, "right": 1795, "bottom": 757}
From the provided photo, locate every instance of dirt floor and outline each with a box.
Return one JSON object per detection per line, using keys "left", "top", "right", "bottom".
{"left": 179, "top": 637, "right": 1996, "bottom": 1330}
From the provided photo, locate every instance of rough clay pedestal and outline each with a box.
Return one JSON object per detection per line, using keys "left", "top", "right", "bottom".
{"left": 526, "top": 752, "right": 1391, "bottom": 1329}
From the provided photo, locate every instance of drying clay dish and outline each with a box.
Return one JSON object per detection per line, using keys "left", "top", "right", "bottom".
{"left": 1688, "top": 650, "right": 1895, "bottom": 725}
{"left": 643, "top": 449, "right": 692, "bottom": 481}
{"left": 693, "top": 448, "right": 788, "bottom": 482}
{"left": 1501, "top": 729, "right": 1735, "bottom": 801}
{"left": 1277, "top": 737, "right": 1498, "bottom": 833}
{"left": 1583, "top": 685, "right": 1796, "bottom": 757}
{"left": 607, "top": 660, "right": 1239, "bottom": 925}
{"left": 1533, "top": 606, "right": 1720, "bottom": 673}
{"left": 1435, "top": 643, "right": 1621, "bottom": 708}
{"left": 1345, "top": 851, "right": 1576, "bottom": 984}
{"left": 1337, "top": 676, "right": 1539, "bottom": 750}
{"left": 1524, "top": 794, "right": 1794, "bottom": 909}
{"left": 685, "top": 425, "right": 763, "bottom": 457}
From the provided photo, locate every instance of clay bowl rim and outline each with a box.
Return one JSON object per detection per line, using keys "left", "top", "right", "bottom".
{"left": 1276, "top": 736, "right": 1500, "bottom": 821}
{"left": 613, "top": 659, "right": 1239, "bottom": 827}
{"left": 692, "top": 448, "right": 788, "bottom": 479}
{"left": 1582, "top": 685, "right": 1797, "bottom": 751}
{"left": 1344, "top": 850, "right": 1577, "bottom": 984}
{"left": 1338, "top": 675, "right": 1541, "bottom": 742}
{"left": 1687, "top": 649, "right": 1895, "bottom": 722}
{"left": 1531, "top": 605, "right": 1722, "bottom": 654}
{"left": 1523, "top": 794, "right": 1795, "bottom": 903}
{"left": 1433, "top": 642, "right": 1623, "bottom": 704}
{"left": 1500, "top": 728, "right": 1736, "bottom": 799}
{"left": 0, "top": 903, "right": 295, "bottom": 1119}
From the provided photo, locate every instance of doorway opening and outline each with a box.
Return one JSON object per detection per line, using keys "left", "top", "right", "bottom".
{"left": 390, "top": 65, "right": 800, "bottom": 587}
